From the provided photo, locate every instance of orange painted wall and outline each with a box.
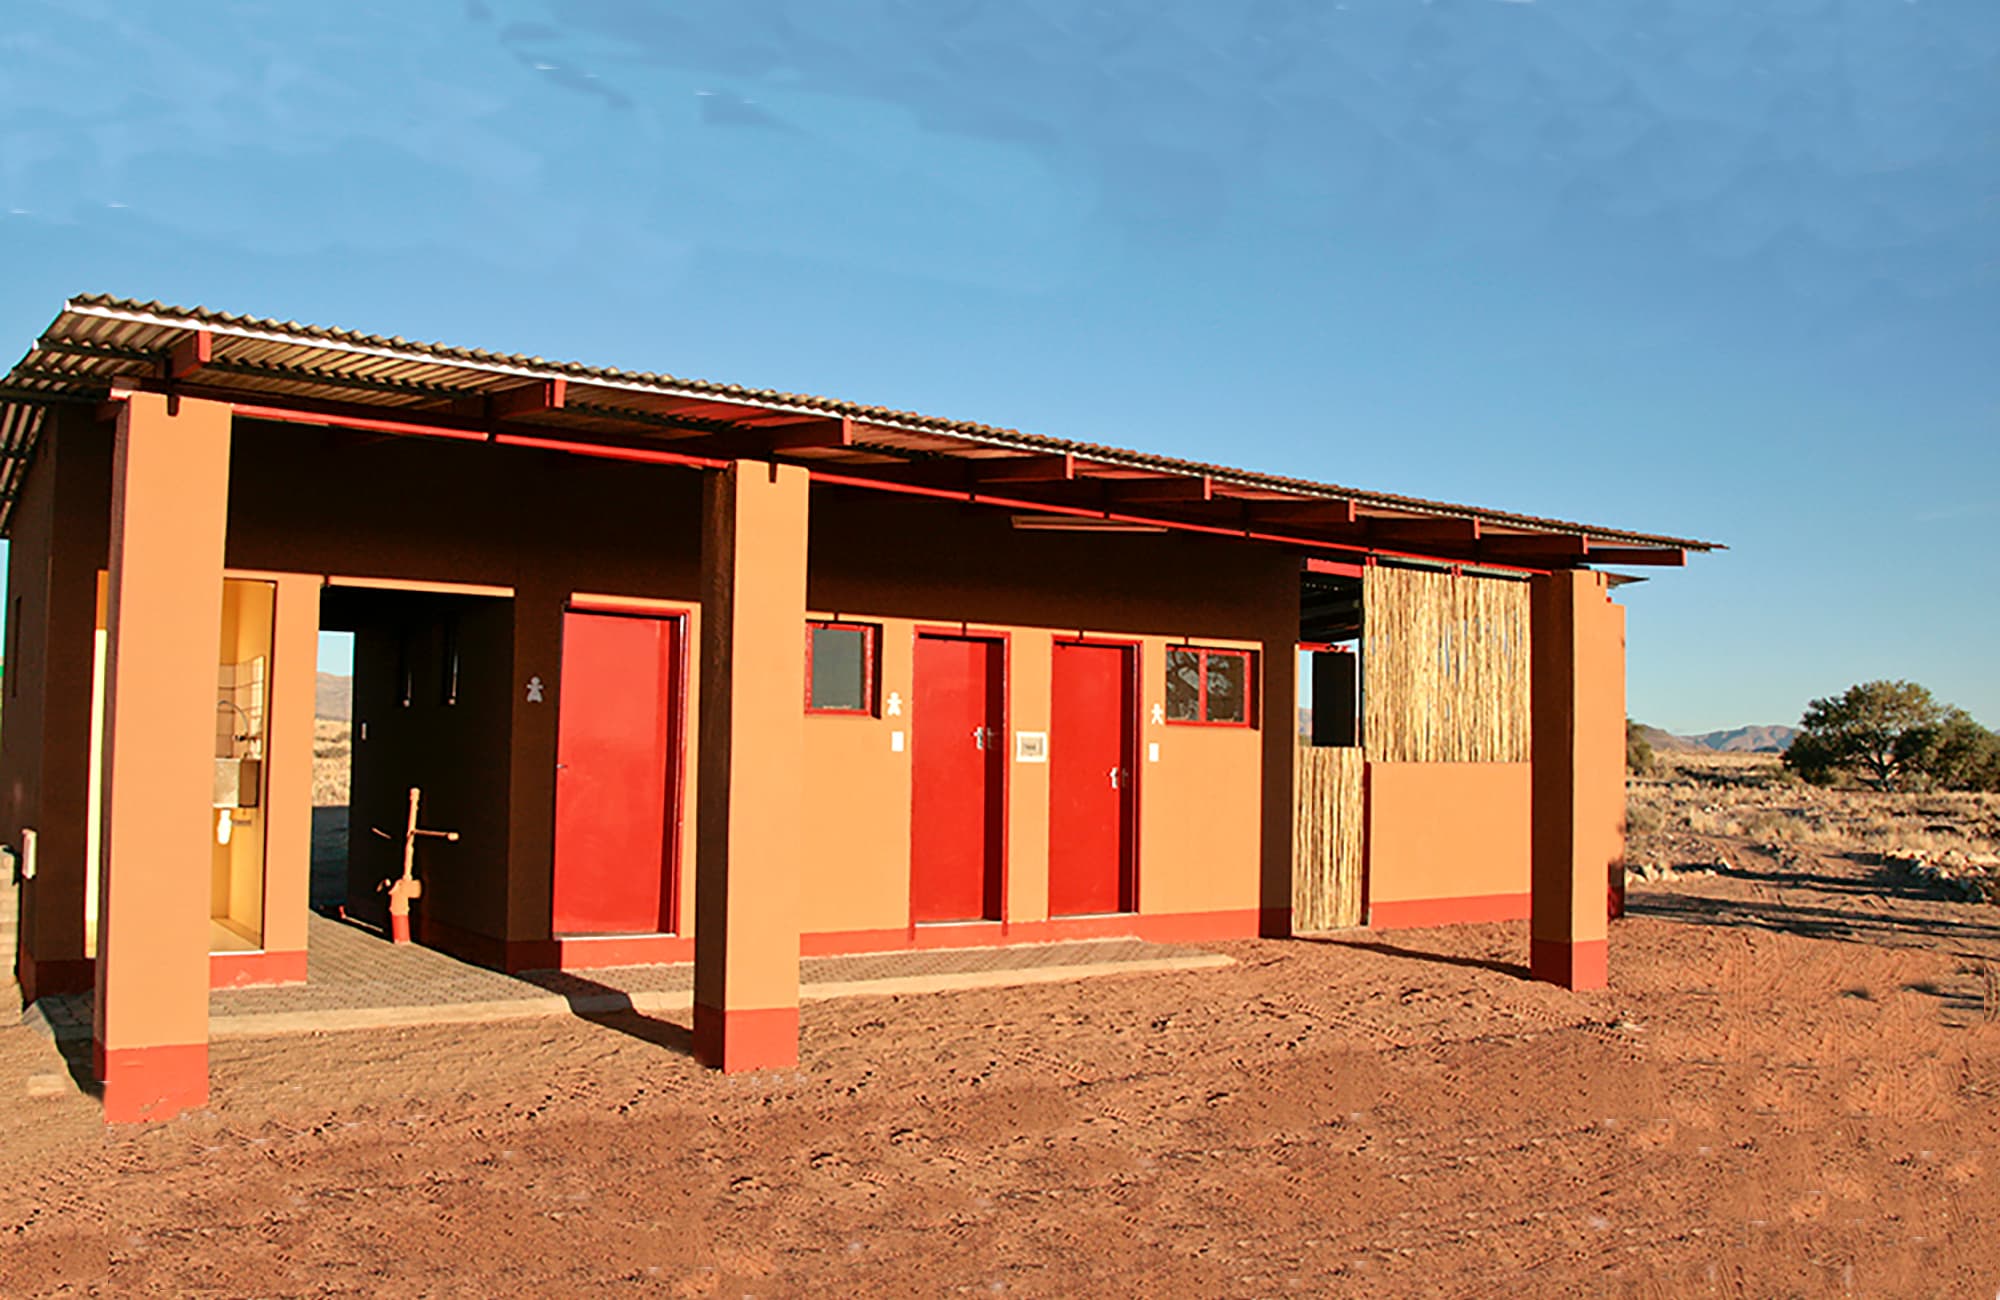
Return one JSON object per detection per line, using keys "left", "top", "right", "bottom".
{"left": 798, "top": 620, "right": 1267, "bottom": 938}
{"left": 258, "top": 573, "right": 319, "bottom": 962}
{"left": 1364, "top": 761, "right": 1532, "bottom": 917}
{"left": 799, "top": 486, "right": 1288, "bottom": 938}
{"left": 210, "top": 578, "right": 276, "bottom": 943}
{"left": 20, "top": 418, "right": 1296, "bottom": 968}
{"left": 798, "top": 615, "right": 917, "bottom": 936}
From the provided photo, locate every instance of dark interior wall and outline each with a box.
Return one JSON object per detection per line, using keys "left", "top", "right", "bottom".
{"left": 223, "top": 420, "right": 705, "bottom": 595}
{"left": 229, "top": 424, "right": 1297, "bottom": 637}
{"left": 807, "top": 485, "right": 1297, "bottom": 637}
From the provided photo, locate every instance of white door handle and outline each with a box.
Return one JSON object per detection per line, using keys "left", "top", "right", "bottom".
{"left": 972, "top": 726, "right": 985, "bottom": 750}
{"left": 1109, "top": 766, "right": 1120, "bottom": 790}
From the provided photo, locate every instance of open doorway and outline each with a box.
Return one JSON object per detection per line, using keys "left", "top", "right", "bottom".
{"left": 320, "top": 586, "right": 514, "bottom": 943}
{"left": 311, "top": 629, "right": 355, "bottom": 917}
{"left": 1299, "top": 568, "right": 1363, "bottom": 749}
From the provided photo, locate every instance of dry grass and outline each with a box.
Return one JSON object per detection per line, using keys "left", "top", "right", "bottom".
{"left": 313, "top": 720, "right": 349, "bottom": 808}
{"left": 1362, "top": 565, "right": 1529, "bottom": 763}
{"left": 1292, "top": 745, "right": 1364, "bottom": 930}
{"left": 1628, "top": 749, "right": 2000, "bottom": 870}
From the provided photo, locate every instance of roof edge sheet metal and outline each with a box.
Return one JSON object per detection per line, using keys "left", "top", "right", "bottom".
{"left": 0, "top": 294, "right": 1721, "bottom": 552}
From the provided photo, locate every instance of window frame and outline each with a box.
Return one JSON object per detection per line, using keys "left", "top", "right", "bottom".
{"left": 804, "top": 620, "right": 880, "bottom": 716}
{"left": 1164, "top": 645, "right": 1258, "bottom": 728}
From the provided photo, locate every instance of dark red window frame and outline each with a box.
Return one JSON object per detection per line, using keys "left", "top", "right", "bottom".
{"left": 805, "top": 620, "right": 879, "bottom": 715}
{"left": 1164, "top": 646, "right": 1257, "bottom": 728}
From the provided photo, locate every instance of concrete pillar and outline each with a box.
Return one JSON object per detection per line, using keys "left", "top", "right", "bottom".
{"left": 93, "top": 393, "right": 231, "bottom": 1122}
{"left": 0, "top": 409, "right": 112, "bottom": 1003}
{"left": 693, "top": 461, "right": 807, "bottom": 1072}
{"left": 1258, "top": 559, "right": 1301, "bottom": 938}
{"left": 1529, "top": 569, "right": 1625, "bottom": 991}
{"left": 254, "top": 572, "right": 322, "bottom": 975}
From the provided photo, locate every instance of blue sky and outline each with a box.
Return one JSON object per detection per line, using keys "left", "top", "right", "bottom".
{"left": 2, "top": 0, "right": 1995, "bottom": 732}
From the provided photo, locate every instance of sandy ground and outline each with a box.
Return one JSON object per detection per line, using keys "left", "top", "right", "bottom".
{"left": 6, "top": 841, "right": 2000, "bottom": 1297}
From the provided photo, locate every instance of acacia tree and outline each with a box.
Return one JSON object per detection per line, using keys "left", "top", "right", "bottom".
{"left": 1783, "top": 680, "right": 1947, "bottom": 791}
{"left": 1920, "top": 710, "right": 2000, "bottom": 792}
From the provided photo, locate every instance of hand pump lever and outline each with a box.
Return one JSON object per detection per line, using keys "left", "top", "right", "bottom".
{"left": 373, "top": 786, "right": 460, "bottom": 945}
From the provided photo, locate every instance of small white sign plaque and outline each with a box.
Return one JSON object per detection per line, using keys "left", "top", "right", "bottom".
{"left": 1014, "top": 731, "right": 1048, "bottom": 763}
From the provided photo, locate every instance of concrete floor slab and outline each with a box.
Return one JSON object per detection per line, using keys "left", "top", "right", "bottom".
{"left": 24, "top": 911, "right": 1232, "bottom": 1042}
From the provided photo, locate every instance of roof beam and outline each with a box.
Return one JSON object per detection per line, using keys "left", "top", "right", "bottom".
{"left": 648, "top": 395, "right": 779, "bottom": 423}
{"left": 1481, "top": 533, "right": 1590, "bottom": 562}
{"left": 167, "top": 329, "right": 212, "bottom": 380}
{"left": 1246, "top": 498, "right": 1358, "bottom": 528}
{"left": 1586, "top": 546, "right": 1685, "bottom": 567}
{"left": 767, "top": 416, "right": 854, "bottom": 452}
{"left": 1104, "top": 473, "right": 1211, "bottom": 504}
{"left": 974, "top": 453, "right": 1075, "bottom": 484}
{"left": 1368, "top": 516, "right": 1480, "bottom": 547}
{"left": 488, "top": 378, "right": 566, "bottom": 419}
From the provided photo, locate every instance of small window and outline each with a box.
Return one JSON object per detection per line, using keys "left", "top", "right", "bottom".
{"left": 807, "top": 622, "right": 877, "bottom": 714}
{"left": 1165, "top": 647, "right": 1255, "bottom": 726}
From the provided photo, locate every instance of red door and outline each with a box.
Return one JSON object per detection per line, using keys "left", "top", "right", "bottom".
{"left": 1049, "top": 642, "right": 1136, "bottom": 915}
{"left": 552, "top": 611, "right": 682, "bottom": 934}
{"left": 911, "top": 635, "right": 1005, "bottom": 922}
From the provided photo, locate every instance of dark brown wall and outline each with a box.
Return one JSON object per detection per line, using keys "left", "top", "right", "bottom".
{"left": 0, "top": 409, "right": 112, "bottom": 996}
{"left": 224, "top": 420, "right": 705, "bottom": 595}
{"left": 807, "top": 485, "right": 1293, "bottom": 637}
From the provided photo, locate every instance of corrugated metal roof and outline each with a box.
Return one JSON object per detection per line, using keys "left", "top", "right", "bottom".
{"left": 0, "top": 294, "right": 1719, "bottom": 555}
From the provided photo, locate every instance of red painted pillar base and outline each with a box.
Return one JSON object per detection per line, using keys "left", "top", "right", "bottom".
{"left": 1530, "top": 938, "right": 1608, "bottom": 992}
{"left": 692, "top": 1003, "right": 800, "bottom": 1073}
{"left": 95, "top": 1040, "right": 209, "bottom": 1123}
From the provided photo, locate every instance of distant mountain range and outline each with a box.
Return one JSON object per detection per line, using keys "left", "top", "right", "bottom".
{"left": 1636, "top": 723, "right": 1798, "bottom": 754}
{"left": 1287, "top": 708, "right": 1798, "bottom": 754}
{"left": 316, "top": 673, "right": 352, "bottom": 722}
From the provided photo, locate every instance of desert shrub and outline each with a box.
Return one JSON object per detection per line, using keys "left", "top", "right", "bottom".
{"left": 1733, "top": 808, "right": 1797, "bottom": 842}
{"left": 1784, "top": 681, "right": 2000, "bottom": 792}
{"left": 1626, "top": 719, "right": 1657, "bottom": 776}
{"left": 1921, "top": 712, "right": 2000, "bottom": 792}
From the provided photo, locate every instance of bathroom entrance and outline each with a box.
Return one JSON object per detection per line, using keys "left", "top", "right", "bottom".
{"left": 318, "top": 585, "right": 514, "bottom": 942}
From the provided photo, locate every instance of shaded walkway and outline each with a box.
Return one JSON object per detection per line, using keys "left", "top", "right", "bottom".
{"left": 24, "top": 911, "right": 1229, "bottom": 1043}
